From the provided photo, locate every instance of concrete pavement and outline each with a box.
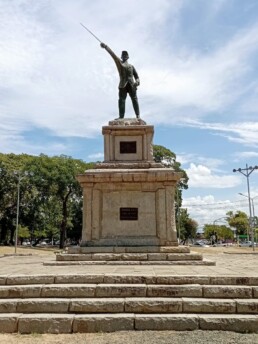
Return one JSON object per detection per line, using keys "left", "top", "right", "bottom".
{"left": 0, "top": 249, "right": 258, "bottom": 277}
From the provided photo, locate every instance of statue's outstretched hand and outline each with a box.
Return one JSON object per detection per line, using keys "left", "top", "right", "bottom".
{"left": 100, "top": 43, "right": 107, "bottom": 48}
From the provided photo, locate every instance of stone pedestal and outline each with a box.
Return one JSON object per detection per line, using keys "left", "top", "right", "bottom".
{"left": 76, "top": 118, "right": 181, "bottom": 247}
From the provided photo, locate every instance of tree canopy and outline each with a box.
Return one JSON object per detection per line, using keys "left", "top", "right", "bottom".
{"left": 226, "top": 210, "right": 249, "bottom": 236}
{"left": 0, "top": 153, "right": 93, "bottom": 248}
{"left": 178, "top": 208, "right": 198, "bottom": 243}
{"left": 0, "top": 146, "right": 190, "bottom": 247}
{"left": 203, "top": 224, "right": 234, "bottom": 241}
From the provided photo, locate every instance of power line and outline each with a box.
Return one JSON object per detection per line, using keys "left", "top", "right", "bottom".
{"left": 183, "top": 199, "right": 258, "bottom": 208}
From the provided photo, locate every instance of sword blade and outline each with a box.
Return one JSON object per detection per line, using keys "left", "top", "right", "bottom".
{"left": 80, "top": 23, "right": 102, "bottom": 43}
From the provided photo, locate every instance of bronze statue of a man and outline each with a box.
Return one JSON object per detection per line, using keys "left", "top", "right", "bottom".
{"left": 100, "top": 43, "right": 140, "bottom": 119}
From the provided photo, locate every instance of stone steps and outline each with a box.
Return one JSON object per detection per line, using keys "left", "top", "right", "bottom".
{"left": 1, "top": 274, "right": 258, "bottom": 285}
{"left": 47, "top": 259, "right": 215, "bottom": 266}
{"left": 68, "top": 246, "right": 191, "bottom": 254}
{"left": 55, "top": 246, "right": 216, "bottom": 265}
{"left": 1, "top": 313, "right": 258, "bottom": 333}
{"left": 1, "top": 297, "right": 258, "bottom": 314}
{"left": 1, "top": 283, "right": 258, "bottom": 298}
{"left": 56, "top": 253, "right": 203, "bottom": 261}
{"left": 1, "top": 274, "right": 258, "bottom": 333}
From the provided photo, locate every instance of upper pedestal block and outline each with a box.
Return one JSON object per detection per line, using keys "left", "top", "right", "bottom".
{"left": 102, "top": 118, "right": 154, "bottom": 162}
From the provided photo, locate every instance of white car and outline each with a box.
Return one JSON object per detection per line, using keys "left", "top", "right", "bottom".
{"left": 239, "top": 241, "right": 255, "bottom": 247}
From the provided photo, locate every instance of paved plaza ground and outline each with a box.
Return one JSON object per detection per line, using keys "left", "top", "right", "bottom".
{"left": 1, "top": 245, "right": 258, "bottom": 277}
{"left": 0, "top": 245, "right": 258, "bottom": 343}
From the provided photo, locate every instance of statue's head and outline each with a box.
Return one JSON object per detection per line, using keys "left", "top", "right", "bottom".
{"left": 121, "top": 51, "right": 129, "bottom": 62}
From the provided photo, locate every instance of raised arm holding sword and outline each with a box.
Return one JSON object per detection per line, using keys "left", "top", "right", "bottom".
{"left": 80, "top": 23, "right": 140, "bottom": 119}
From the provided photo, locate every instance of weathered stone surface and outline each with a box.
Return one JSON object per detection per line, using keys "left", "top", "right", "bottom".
{"left": 249, "top": 277, "right": 258, "bottom": 286}
{"left": 46, "top": 260, "right": 215, "bottom": 266}
{"left": 210, "top": 277, "right": 237, "bottom": 285}
{"left": 92, "top": 254, "right": 122, "bottom": 261}
{"left": 70, "top": 298, "right": 124, "bottom": 313}
{"left": 73, "top": 314, "right": 134, "bottom": 333}
{"left": 160, "top": 247, "right": 190, "bottom": 253}
{"left": 104, "top": 275, "right": 156, "bottom": 284}
{"left": 17, "top": 299, "right": 69, "bottom": 313}
{"left": 55, "top": 274, "right": 104, "bottom": 284}
{"left": 147, "top": 285, "right": 202, "bottom": 298}
{"left": 96, "top": 284, "right": 146, "bottom": 297}
{"left": 6, "top": 275, "right": 54, "bottom": 285}
{"left": 142, "top": 260, "right": 214, "bottom": 266}
{"left": 252, "top": 287, "right": 258, "bottom": 298}
{"left": 124, "top": 247, "right": 160, "bottom": 253}
{"left": 210, "top": 277, "right": 253, "bottom": 286}
{"left": 56, "top": 254, "right": 92, "bottom": 261}
{"left": 135, "top": 314, "right": 199, "bottom": 331}
{"left": 203, "top": 285, "right": 252, "bottom": 298}
{"left": 209, "top": 276, "right": 258, "bottom": 286}
{"left": 125, "top": 297, "right": 182, "bottom": 313}
{"left": 0, "top": 314, "right": 21, "bottom": 333}
{"left": 156, "top": 276, "right": 210, "bottom": 285}
{"left": 41, "top": 284, "right": 96, "bottom": 298}
{"left": 106, "top": 261, "right": 141, "bottom": 265}
{"left": 199, "top": 314, "right": 258, "bottom": 333}
{"left": 122, "top": 254, "right": 148, "bottom": 261}
{"left": 182, "top": 298, "right": 236, "bottom": 313}
{"left": 0, "top": 287, "right": 10, "bottom": 298}
{"left": 0, "top": 277, "right": 6, "bottom": 285}
{"left": 18, "top": 314, "right": 73, "bottom": 334}
{"left": 237, "top": 300, "right": 258, "bottom": 313}
{"left": 108, "top": 118, "right": 147, "bottom": 126}
{"left": 77, "top": 247, "right": 114, "bottom": 253}
{"left": 147, "top": 253, "right": 167, "bottom": 261}
{"left": 0, "top": 300, "right": 17, "bottom": 313}
{"left": 167, "top": 253, "right": 202, "bottom": 261}
{"left": 0, "top": 285, "right": 42, "bottom": 298}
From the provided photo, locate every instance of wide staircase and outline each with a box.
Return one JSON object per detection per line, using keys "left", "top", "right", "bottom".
{"left": 0, "top": 273, "right": 258, "bottom": 333}
{"left": 52, "top": 246, "right": 215, "bottom": 266}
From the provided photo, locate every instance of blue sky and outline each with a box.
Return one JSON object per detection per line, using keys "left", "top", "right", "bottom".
{"left": 1, "top": 0, "right": 258, "bottom": 227}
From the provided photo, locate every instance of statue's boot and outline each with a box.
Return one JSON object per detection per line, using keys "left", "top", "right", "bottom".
{"left": 132, "top": 98, "right": 140, "bottom": 118}
{"left": 118, "top": 99, "right": 125, "bottom": 118}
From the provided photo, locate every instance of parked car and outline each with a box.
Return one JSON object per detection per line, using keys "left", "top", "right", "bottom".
{"left": 239, "top": 241, "right": 256, "bottom": 247}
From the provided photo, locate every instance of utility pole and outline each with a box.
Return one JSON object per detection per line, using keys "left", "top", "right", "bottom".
{"left": 233, "top": 164, "right": 258, "bottom": 251}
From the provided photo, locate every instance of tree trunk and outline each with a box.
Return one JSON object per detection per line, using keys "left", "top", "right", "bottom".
{"left": 59, "top": 190, "right": 71, "bottom": 249}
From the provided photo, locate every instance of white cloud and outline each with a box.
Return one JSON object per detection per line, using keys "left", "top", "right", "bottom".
{"left": 177, "top": 153, "right": 224, "bottom": 170}
{"left": 183, "top": 195, "right": 251, "bottom": 226}
{"left": 233, "top": 151, "right": 258, "bottom": 161}
{"left": 1, "top": 0, "right": 258, "bottom": 145}
{"left": 186, "top": 163, "right": 242, "bottom": 188}
{"left": 88, "top": 152, "right": 104, "bottom": 160}
{"left": 142, "top": 21, "right": 258, "bottom": 123}
{"left": 182, "top": 121, "right": 258, "bottom": 147}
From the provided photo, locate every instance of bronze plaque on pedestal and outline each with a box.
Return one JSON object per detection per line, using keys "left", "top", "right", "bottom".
{"left": 120, "top": 141, "right": 137, "bottom": 154}
{"left": 120, "top": 207, "right": 138, "bottom": 221}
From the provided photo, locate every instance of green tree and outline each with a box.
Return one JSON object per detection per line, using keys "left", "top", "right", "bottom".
{"left": 203, "top": 224, "right": 234, "bottom": 242}
{"left": 18, "top": 225, "right": 30, "bottom": 244}
{"left": 226, "top": 211, "right": 249, "bottom": 236}
{"left": 0, "top": 153, "right": 34, "bottom": 244}
{"left": 0, "top": 153, "right": 92, "bottom": 248}
{"left": 153, "top": 145, "right": 188, "bottom": 194}
{"left": 179, "top": 208, "right": 198, "bottom": 243}
{"left": 25, "top": 154, "right": 89, "bottom": 248}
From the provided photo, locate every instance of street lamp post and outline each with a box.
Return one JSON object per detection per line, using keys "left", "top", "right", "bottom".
{"left": 239, "top": 193, "right": 258, "bottom": 247}
{"left": 14, "top": 171, "right": 23, "bottom": 254}
{"left": 14, "top": 171, "right": 31, "bottom": 254}
{"left": 233, "top": 164, "right": 258, "bottom": 251}
{"left": 212, "top": 217, "right": 228, "bottom": 244}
